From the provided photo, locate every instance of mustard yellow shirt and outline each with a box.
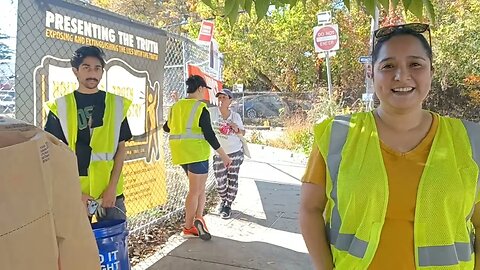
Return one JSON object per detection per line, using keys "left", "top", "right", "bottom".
{"left": 302, "top": 114, "right": 439, "bottom": 269}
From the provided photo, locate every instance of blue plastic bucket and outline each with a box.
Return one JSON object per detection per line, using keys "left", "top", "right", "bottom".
{"left": 92, "top": 219, "right": 130, "bottom": 270}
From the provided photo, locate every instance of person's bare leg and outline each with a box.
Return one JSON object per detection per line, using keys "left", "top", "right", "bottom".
{"left": 185, "top": 172, "right": 204, "bottom": 228}
{"left": 195, "top": 174, "right": 208, "bottom": 218}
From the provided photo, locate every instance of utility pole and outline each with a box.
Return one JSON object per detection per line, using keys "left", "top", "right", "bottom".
{"left": 365, "top": 7, "right": 379, "bottom": 110}
{"left": 325, "top": 51, "right": 333, "bottom": 100}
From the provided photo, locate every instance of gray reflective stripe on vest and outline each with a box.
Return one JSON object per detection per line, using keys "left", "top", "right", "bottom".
{"left": 56, "top": 96, "right": 70, "bottom": 144}
{"left": 91, "top": 152, "right": 116, "bottom": 161}
{"left": 418, "top": 243, "right": 473, "bottom": 266}
{"left": 462, "top": 120, "right": 480, "bottom": 206}
{"left": 111, "top": 95, "right": 124, "bottom": 153}
{"left": 169, "top": 100, "right": 205, "bottom": 140}
{"left": 463, "top": 120, "right": 480, "bottom": 222}
{"left": 327, "top": 227, "right": 368, "bottom": 258}
{"left": 326, "top": 115, "right": 368, "bottom": 258}
{"left": 169, "top": 134, "right": 205, "bottom": 140}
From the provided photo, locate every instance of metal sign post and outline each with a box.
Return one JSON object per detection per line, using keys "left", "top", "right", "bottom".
{"left": 364, "top": 7, "right": 380, "bottom": 110}
{"left": 325, "top": 51, "right": 333, "bottom": 99}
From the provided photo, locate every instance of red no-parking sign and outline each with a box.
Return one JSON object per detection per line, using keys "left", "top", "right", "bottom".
{"left": 197, "top": 20, "right": 214, "bottom": 44}
{"left": 313, "top": 24, "right": 340, "bottom": 52}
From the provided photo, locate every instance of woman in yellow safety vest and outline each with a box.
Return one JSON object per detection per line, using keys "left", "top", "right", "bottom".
{"left": 163, "top": 75, "right": 232, "bottom": 240}
{"left": 300, "top": 23, "right": 480, "bottom": 270}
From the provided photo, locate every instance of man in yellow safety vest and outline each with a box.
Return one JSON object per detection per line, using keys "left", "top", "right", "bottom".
{"left": 45, "top": 46, "right": 132, "bottom": 222}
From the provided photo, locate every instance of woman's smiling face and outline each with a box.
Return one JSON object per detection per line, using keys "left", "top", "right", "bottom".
{"left": 373, "top": 34, "right": 433, "bottom": 112}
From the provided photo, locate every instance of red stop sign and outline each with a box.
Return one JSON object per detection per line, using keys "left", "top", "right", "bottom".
{"left": 315, "top": 26, "right": 339, "bottom": 51}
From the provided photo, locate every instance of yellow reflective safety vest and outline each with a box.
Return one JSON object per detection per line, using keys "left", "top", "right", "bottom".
{"left": 168, "top": 99, "right": 210, "bottom": 165}
{"left": 47, "top": 91, "right": 131, "bottom": 199}
{"left": 314, "top": 112, "right": 480, "bottom": 270}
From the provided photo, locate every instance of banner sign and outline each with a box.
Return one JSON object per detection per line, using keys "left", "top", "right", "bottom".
{"left": 16, "top": 0, "right": 169, "bottom": 215}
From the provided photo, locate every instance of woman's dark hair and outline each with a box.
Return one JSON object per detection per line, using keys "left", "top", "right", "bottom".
{"left": 372, "top": 29, "right": 433, "bottom": 68}
{"left": 70, "top": 46, "right": 106, "bottom": 69}
{"left": 186, "top": 75, "right": 208, "bottom": 93}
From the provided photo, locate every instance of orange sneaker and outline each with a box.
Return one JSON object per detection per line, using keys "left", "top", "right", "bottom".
{"left": 182, "top": 226, "right": 199, "bottom": 238}
{"left": 194, "top": 217, "right": 211, "bottom": 241}
{"left": 195, "top": 216, "right": 209, "bottom": 231}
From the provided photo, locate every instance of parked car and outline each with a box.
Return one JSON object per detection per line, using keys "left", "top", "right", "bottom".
{"left": 232, "top": 93, "right": 289, "bottom": 119}
{"left": 283, "top": 96, "right": 313, "bottom": 116}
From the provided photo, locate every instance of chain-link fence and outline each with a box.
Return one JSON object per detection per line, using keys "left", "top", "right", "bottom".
{"left": 162, "top": 33, "right": 215, "bottom": 115}
{"left": 1, "top": 0, "right": 220, "bottom": 268}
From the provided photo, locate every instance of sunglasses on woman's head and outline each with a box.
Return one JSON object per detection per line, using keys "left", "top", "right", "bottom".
{"left": 373, "top": 23, "right": 432, "bottom": 46}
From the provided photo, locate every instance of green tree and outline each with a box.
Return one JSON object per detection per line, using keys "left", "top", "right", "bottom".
{"left": 200, "top": 0, "right": 435, "bottom": 25}
{"left": 432, "top": 0, "right": 480, "bottom": 88}
{"left": 188, "top": 0, "right": 369, "bottom": 100}
{"left": 91, "top": 0, "right": 200, "bottom": 29}
{"left": 423, "top": 0, "right": 480, "bottom": 121}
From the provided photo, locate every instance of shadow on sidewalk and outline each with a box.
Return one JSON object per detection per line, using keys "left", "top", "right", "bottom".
{"left": 233, "top": 180, "right": 301, "bottom": 234}
{"left": 149, "top": 236, "right": 312, "bottom": 270}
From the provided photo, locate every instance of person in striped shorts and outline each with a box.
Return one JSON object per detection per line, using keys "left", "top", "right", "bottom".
{"left": 210, "top": 89, "right": 246, "bottom": 219}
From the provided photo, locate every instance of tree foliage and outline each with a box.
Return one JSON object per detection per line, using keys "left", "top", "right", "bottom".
{"left": 213, "top": 2, "right": 323, "bottom": 92}
{"left": 423, "top": 0, "right": 480, "bottom": 121}
{"left": 187, "top": 1, "right": 369, "bottom": 98}
{"left": 200, "top": 0, "right": 435, "bottom": 25}
{"left": 91, "top": 0, "right": 200, "bottom": 29}
{"left": 431, "top": 0, "right": 480, "bottom": 88}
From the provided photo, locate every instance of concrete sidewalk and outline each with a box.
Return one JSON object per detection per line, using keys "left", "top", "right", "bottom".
{"left": 144, "top": 144, "right": 313, "bottom": 270}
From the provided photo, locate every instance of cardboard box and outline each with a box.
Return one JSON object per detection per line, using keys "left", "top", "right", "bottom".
{"left": 0, "top": 116, "right": 101, "bottom": 270}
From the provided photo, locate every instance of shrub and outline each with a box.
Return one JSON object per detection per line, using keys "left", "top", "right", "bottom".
{"left": 247, "top": 130, "right": 264, "bottom": 144}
